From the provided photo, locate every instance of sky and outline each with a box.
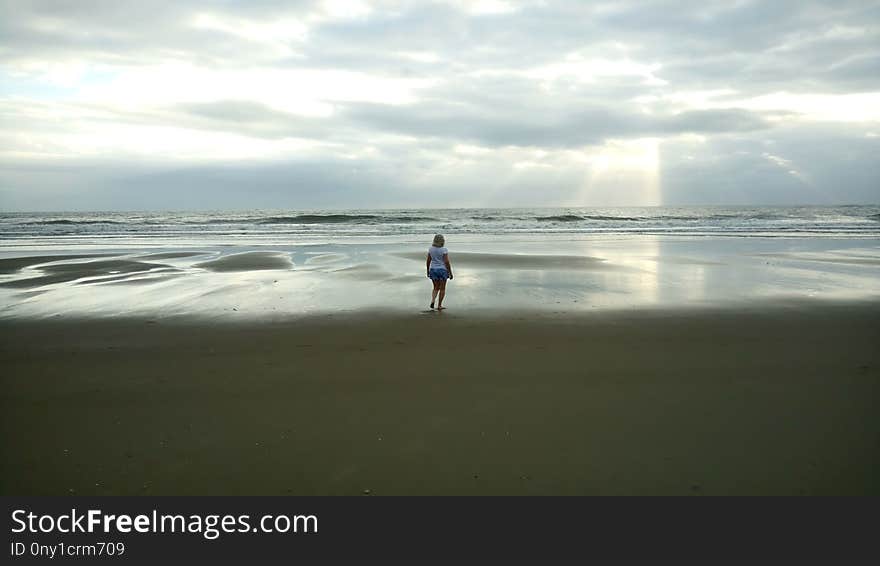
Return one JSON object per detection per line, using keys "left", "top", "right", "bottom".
{"left": 0, "top": 0, "right": 878, "bottom": 210}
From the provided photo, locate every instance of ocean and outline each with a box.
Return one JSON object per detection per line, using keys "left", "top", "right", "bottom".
{"left": 2, "top": 206, "right": 879, "bottom": 249}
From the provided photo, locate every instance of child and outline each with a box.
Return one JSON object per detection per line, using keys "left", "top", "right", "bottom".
{"left": 426, "top": 234, "right": 453, "bottom": 310}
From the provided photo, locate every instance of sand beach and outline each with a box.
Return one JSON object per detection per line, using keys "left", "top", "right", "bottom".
{"left": 1, "top": 211, "right": 879, "bottom": 495}
{"left": 2, "top": 302, "right": 879, "bottom": 495}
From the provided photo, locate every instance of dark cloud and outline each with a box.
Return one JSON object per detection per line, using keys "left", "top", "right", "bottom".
{"left": 659, "top": 123, "right": 880, "bottom": 205}
{"left": 0, "top": 0, "right": 315, "bottom": 67}
{"left": 340, "top": 101, "right": 771, "bottom": 147}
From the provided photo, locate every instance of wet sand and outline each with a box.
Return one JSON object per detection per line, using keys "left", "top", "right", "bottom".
{"left": 2, "top": 238, "right": 880, "bottom": 319}
{"left": 1, "top": 303, "right": 878, "bottom": 495}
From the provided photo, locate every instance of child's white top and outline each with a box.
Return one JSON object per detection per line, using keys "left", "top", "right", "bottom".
{"left": 428, "top": 246, "right": 448, "bottom": 269}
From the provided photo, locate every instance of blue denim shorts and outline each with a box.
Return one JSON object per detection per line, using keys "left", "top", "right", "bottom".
{"left": 428, "top": 267, "right": 449, "bottom": 281}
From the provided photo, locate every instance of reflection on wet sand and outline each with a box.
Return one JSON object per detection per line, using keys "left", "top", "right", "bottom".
{"left": 194, "top": 251, "right": 294, "bottom": 272}
{"left": 0, "top": 259, "right": 175, "bottom": 289}
{"left": 392, "top": 251, "right": 619, "bottom": 270}
{"left": 0, "top": 254, "right": 110, "bottom": 274}
{"left": 0, "top": 237, "right": 878, "bottom": 319}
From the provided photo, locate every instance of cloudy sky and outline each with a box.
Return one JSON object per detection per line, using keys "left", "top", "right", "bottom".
{"left": 1, "top": 0, "right": 878, "bottom": 210}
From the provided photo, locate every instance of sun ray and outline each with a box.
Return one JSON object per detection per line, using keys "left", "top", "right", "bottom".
{"left": 580, "top": 138, "right": 661, "bottom": 206}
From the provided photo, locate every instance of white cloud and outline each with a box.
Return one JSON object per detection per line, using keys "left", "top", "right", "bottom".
{"left": 449, "top": 0, "right": 518, "bottom": 16}
{"left": 69, "top": 63, "right": 436, "bottom": 118}
{"left": 0, "top": 0, "right": 878, "bottom": 208}
{"left": 191, "top": 12, "right": 309, "bottom": 54}
{"left": 738, "top": 92, "right": 880, "bottom": 123}
{"left": 526, "top": 54, "right": 666, "bottom": 85}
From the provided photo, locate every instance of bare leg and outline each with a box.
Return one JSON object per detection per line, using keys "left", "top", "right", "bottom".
{"left": 430, "top": 280, "right": 439, "bottom": 308}
{"left": 437, "top": 280, "right": 447, "bottom": 309}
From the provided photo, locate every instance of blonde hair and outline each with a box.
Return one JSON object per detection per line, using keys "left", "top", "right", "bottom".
{"left": 432, "top": 234, "right": 445, "bottom": 247}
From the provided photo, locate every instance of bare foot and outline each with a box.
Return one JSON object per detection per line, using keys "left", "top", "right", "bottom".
{"left": 437, "top": 306, "right": 446, "bottom": 310}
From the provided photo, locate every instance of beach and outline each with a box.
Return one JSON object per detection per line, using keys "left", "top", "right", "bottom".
{"left": 2, "top": 233, "right": 879, "bottom": 320}
{"left": 2, "top": 303, "right": 878, "bottom": 495}
{"left": 3, "top": 0, "right": 880, "bottom": 512}
{"left": 1, "top": 208, "right": 879, "bottom": 495}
